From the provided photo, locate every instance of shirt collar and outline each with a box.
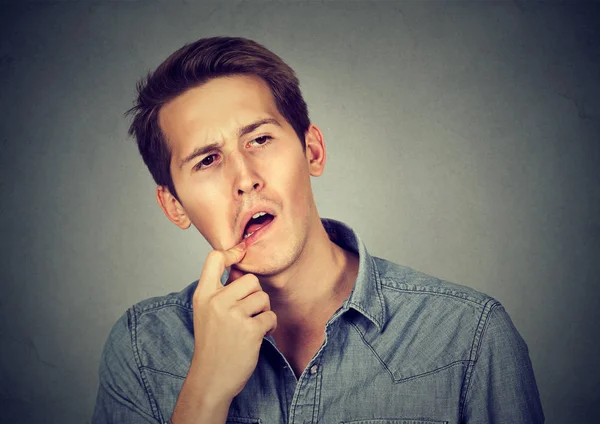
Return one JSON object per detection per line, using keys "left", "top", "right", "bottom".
{"left": 322, "top": 218, "right": 386, "bottom": 332}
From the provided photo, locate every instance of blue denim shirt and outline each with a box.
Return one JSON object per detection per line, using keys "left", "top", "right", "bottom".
{"left": 93, "top": 219, "right": 544, "bottom": 423}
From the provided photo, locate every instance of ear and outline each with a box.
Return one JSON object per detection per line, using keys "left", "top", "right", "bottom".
{"left": 155, "top": 186, "right": 191, "bottom": 229}
{"left": 304, "top": 124, "right": 326, "bottom": 177}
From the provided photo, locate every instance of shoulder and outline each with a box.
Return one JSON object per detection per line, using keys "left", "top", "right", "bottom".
{"left": 103, "top": 280, "right": 197, "bottom": 346}
{"left": 370, "top": 255, "right": 526, "bottom": 357}
{"left": 372, "top": 255, "right": 502, "bottom": 351}
{"left": 373, "top": 256, "right": 498, "bottom": 311}
{"left": 357, "top": 257, "right": 509, "bottom": 382}
{"left": 101, "top": 281, "right": 198, "bottom": 379}
{"left": 131, "top": 280, "right": 198, "bottom": 315}
{"left": 95, "top": 283, "right": 198, "bottom": 422}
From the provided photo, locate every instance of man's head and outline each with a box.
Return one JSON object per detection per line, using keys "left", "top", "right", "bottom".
{"left": 127, "top": 37, "right": 311, "bottom": 202}
{"left": 127, "top": 37, "right": 327, "bottom": 276}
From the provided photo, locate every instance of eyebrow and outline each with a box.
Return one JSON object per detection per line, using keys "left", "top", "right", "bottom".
{"left": 178, "top": 118, "right": 281, "bottom": 169}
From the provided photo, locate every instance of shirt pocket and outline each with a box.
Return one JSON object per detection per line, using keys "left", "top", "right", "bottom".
{"left": 340, "top": 420, "right": 448, "bottom": 424}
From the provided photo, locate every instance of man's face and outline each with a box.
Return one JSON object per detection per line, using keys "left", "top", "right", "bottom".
{"left": 158, "top": 75, "right": 322, "bottom": 276}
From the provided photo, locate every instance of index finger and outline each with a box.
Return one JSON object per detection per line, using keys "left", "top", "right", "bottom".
{"left": 198, "top": 240, "right": 247, "bottom": 293}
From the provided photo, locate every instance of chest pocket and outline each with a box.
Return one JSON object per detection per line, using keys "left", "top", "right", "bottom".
{"left": 340, "top": 420, "right": 448, "bottom": 424}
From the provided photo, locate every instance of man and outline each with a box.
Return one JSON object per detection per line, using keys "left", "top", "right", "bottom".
{"left": 93, "top": 37, "right": 544, "bottom": 423}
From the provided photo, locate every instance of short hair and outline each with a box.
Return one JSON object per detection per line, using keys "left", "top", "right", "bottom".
{"left": 126, "top": 36, "right": 311, "bottom": 201}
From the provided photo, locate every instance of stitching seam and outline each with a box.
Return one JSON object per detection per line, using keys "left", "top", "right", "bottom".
{"left": 349, "top": 321, "right": 471, "bottom": 384}
{"left": 129, "top": 305, "right": 163, "bottom": 422}
{"left": 458, "top": 299, "right": 499, "bottom": 420}
{"left": 140, "top": 366, "right": 186, "bottom": 380}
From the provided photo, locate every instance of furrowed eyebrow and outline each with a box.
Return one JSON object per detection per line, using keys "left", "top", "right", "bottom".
{"left": 237, "top": 118, "right": 281, "bottom": 138}
{"left": 178, "top": 118, "right": 281, "bottom": 170}
{"left": 179, "top": 142, "right": 222, "bottom": 170}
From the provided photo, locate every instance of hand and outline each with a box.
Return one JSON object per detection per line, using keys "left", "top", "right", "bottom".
{"left": 192, "top": 241, "right": 277, "bottom": 398}
{"left": 171, "top": 241, "right": 277, "bottom": 424}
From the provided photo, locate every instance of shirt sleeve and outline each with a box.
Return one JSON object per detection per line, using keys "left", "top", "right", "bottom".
{"left": 92, "top": 311, "right": 162, "bottom": 424}
{"left": 462, "top": 303, "right": 545, "bottom": 423}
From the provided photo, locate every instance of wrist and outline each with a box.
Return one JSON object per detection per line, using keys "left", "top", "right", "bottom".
{"left": 171, "top": 384, "right": 232, "bottom": 424}
{"left": 170, "top": 358, "right": 234, "bottom": 424}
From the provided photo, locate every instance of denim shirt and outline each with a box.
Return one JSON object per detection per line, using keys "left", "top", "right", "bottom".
{"left": 93, "top": 219, "right": 544, "bottom": 423}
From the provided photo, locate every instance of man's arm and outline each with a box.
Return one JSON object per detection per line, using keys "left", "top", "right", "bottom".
{"left": 462, "top": 303, "right": 545, "bottom": 423}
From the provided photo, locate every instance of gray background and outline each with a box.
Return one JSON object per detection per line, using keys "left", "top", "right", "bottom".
{"left": 1, "top": 1, "right": 599, "bottom": 423}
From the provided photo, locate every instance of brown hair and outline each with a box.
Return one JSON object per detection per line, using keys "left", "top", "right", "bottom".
{"left": 126, "top": 37, "right": 310, "bottom": 201}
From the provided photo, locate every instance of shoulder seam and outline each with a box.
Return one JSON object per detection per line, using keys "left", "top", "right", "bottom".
{"left": 133, "top": 281, "right": 198, "bottom": 313}
{"left": 458, "top": 299, "right": 501, "bottom": 420}
{"left": 380, "top": 279, "right": 490, "bottom": 308}
{"left": 137, "top": 297, "right": 193, "bottom": 313}
{"left": 129, "top": 305, "right": 164, "bottom": 422}
{"left": 137, "top": 302, "right": 193, "bottom": 317}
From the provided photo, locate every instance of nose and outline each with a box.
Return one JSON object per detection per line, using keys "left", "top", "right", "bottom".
{"left": 231, "top": 153, "right": 263, "bottom": 197}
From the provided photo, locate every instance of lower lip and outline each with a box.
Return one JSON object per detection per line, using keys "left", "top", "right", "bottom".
{"left": 243, "top": 217, "right": 276, "bottom": 247}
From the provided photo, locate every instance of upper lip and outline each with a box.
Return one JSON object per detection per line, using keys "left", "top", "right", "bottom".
{"left": 237, "top": 205, "right": 277, "bottom": 242}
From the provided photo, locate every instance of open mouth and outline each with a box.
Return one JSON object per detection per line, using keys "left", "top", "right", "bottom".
{"left": 243, "top": 211, "right": 275, "bottom": 240}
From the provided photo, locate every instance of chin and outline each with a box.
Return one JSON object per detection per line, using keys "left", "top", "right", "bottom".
{"left": 238, "top": 249, "right": 296, "bottom": 278}
{"left": 237, "top": 260, "right": 280, "bottom": 278}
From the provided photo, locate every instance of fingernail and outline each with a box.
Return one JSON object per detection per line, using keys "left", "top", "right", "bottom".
{"left": 236, "top": 240, "right": 247, "bottom": 250}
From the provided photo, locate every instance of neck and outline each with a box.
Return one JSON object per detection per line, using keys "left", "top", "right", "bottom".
{"left": 259, "top": 217, "right": 359, "bottom": 331}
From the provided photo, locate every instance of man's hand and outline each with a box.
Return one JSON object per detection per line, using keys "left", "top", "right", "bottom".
{"left": 170, "top": 241, "right": 277, "bottom": 424}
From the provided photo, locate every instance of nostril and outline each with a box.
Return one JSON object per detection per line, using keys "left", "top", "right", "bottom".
{"left": 237, "top": 181, "right": 260, "bottom": 196}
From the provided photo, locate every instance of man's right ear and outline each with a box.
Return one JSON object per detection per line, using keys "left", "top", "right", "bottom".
{"left": 155, "top": 186, "right": 191, "bottom": 229}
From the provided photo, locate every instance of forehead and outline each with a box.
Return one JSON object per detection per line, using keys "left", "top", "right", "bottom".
{"left": 158, "top": 75, "right": 282, "bottom": 146}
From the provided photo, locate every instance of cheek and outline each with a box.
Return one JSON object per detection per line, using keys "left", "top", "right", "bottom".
{"left": 281, "top": 155, "right": 313, "bottom": 207}
{"left": 192, "top": 212, "right": 233, "bottom": 250}
{"left": 181, "top": 183, "right": 232, "bottom": 242}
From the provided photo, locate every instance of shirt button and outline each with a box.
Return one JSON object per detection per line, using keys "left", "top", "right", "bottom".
{"left": 309, "top": 365, "right": 318, "bottom": 375}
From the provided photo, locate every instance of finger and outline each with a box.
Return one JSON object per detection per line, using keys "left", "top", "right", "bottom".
{"left": 236, "top": 290, "right": 270, "bottom": 317}
{"left": 222, "top": 273, "right": 262, "bottom": 301}
{"left": 225, "top": 264, "right": 246, "bottom": 285}
{"left": 254, "top": 310, "right": 277, "bottom": 337}
{"left": 198, "top": 241, "right": 246, "bottom": 293}
{"left": 221, "top": 240, "right": 247, "bottom": 269}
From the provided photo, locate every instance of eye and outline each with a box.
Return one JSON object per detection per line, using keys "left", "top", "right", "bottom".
{"left": 248, "top": 135, "right": 272, "bottom": 147}
{"left": 194, "top": 154, "right": 219, "bottom": 171}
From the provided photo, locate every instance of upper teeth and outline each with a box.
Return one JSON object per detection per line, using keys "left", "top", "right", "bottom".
{"left": 252, "top": 211, "right": 267, "bottom": 219}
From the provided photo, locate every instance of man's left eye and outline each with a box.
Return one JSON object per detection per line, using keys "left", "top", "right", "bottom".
{"left": 249, "top": 135, "right": 271, "bottom": 146}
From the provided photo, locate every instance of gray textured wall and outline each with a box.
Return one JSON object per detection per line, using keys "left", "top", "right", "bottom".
{"left": 1, "top": 1, "right": 599, "bottom": 423}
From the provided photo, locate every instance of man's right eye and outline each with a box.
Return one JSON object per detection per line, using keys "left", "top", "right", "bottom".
{"left": 194, "top": 154, "right": 218, "bottom": 171}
